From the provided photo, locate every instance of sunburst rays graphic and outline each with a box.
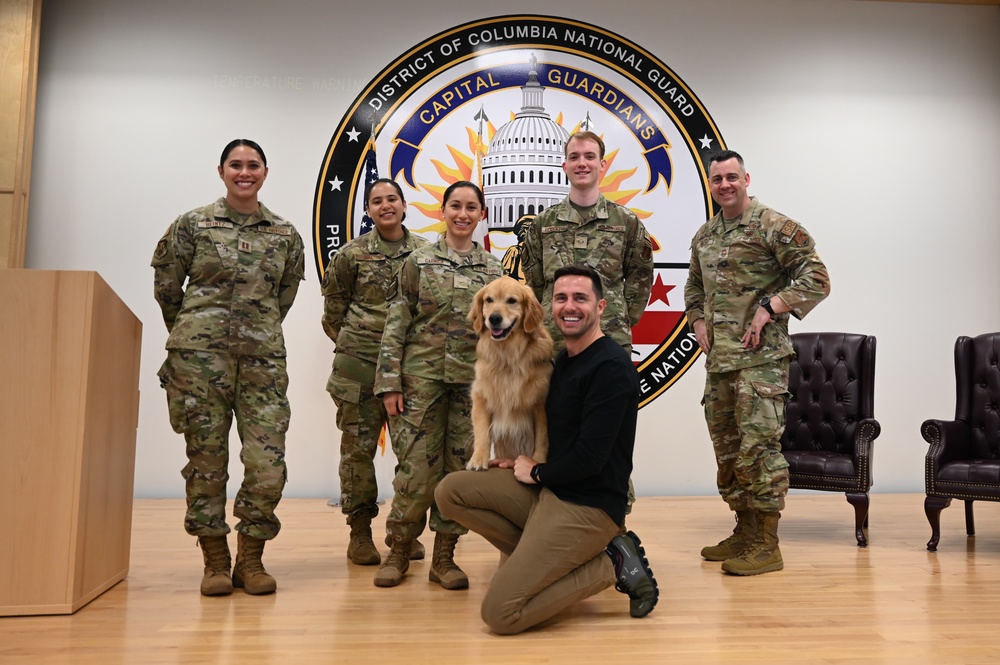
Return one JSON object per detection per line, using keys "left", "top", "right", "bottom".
{"left": 403, "top": 111, "right": 661, "bottom": 255}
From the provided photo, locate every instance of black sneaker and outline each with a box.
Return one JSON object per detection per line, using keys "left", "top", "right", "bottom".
{"left": 607, "top": 530, "right": 659, "bottom": 618}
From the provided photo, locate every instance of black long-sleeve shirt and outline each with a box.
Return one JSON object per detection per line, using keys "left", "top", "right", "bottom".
{"left": 534, "top": 336, "right": 639, "bottom": 526}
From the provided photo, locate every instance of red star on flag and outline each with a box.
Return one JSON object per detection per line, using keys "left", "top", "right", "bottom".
{"left": 647, "top": 273, "right": 676, "bottom": 306}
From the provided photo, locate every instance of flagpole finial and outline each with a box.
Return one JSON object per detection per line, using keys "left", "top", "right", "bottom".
{"left": 473, "top": 106, "right": 490, "bottom": 191}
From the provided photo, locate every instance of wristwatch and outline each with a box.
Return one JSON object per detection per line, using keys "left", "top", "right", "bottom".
{"left": 759, "top": 296, "right": 775, "bottom": 316}
{"left": 530, "top": 464, "right": 543, "bottom": 484}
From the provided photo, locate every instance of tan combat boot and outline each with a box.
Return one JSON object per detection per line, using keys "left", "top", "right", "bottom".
{"left": 374, "top": 540, "right": 411, "bottom": 587}
{"left": 233, "top": 532, "right": 277, "bottom": 595}
{"left": 701, "top": 510, "right": 758, "bottom": 561}
{"left": 428, "top": 532, "right": 468, "bottom": 590}
{"left": 385, "top": 533, "right": 425, "bottom": 560}
{"left": 721, "top": 511, "right": 783, "bottom": 576}
{"left": 347, "top": 512, "right": 380, "bottom": 565}
{"left": 197, "top": 535, "right": 233, "bottom": 596}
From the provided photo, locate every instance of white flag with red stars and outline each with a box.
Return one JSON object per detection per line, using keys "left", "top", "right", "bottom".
{"left": 631, "top": 268, "right": 687, "bottom": 365}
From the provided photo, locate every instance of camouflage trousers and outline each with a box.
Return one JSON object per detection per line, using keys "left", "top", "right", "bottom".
{"left": 385, "top": 377, "right": 471, "bottom": 542}
{"left": 327, "top": 354, "right": 389, "bottom": 520}
{"left": 703, "top": 359, "right": 790, "bottom": 513}
{"left": 158, "top": 349, "right": 289, "bottom": 540}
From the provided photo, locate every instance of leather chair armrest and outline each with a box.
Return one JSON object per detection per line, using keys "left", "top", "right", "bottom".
{"left": 921, "top": 418, "right": 972, "bottom": 465}
{"left": 852, "top": 417, "right": 880, "bottom": 462}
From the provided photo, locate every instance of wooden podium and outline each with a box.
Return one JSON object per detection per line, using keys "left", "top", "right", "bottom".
{"left": 1, "top": 270, "right": 141, "bottom": 615}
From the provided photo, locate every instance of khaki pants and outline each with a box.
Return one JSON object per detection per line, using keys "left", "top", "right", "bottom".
{"left": 436, "top": 469, "right": 619, "bottom": 635}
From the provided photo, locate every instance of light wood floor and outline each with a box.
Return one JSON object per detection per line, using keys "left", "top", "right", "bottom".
{"left": 2, "top": 494, "right": 1000, "bottom": 664}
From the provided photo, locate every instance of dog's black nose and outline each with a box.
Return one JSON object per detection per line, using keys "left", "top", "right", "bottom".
{"left": 488, "top": 313, "right": 504, "bottom": 327}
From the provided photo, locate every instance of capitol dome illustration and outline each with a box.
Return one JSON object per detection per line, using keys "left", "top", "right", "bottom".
{"left": 483, "top": 54, "right": 571, "bottom": 230}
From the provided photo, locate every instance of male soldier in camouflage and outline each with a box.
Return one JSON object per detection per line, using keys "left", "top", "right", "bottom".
{"left": 152, "top": 139, "right": 305, "bottom": 596}
{"left": 374, "top": 182, "right": 503, "bottom": 589}
{"left": 684, "top": 150, "right": 830, "bottom": 575}
{"left": 521, "top": 130, "right": 654, "bottom": 357}
{"left": 321, "top": 178, "right": 428, "bottom": 566}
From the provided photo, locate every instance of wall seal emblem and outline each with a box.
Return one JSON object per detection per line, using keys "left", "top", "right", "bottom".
{"left": 314, "top": 14, "right": 725, "bottom": 407}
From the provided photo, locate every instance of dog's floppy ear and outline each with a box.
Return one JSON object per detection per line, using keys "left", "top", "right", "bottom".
{"left": 521, "top": 282, "right": 545, "bottom": 334}
{"left": 468, "top": 282, "right": 487, "bottom": 332}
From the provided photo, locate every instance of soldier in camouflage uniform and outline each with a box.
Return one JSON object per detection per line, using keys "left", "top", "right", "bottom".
{"left": 374, "top": 181, "right": 503, "bottom": 589}
{"left": 684, "top": 150, "right": 830, "bottom": 576}
{"left": 151, "top": 139, "right": 305, "bottom": 596}
{"left": 521, "top": 131, "right": 654, "bottom": 358}
{"left": 321, "top": 178, "right": 429, "bottom": 566}
{"left": 520, "top": 130, "right": 653, "bottom": 517}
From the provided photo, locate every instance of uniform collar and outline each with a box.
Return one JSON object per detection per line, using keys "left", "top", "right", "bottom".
{"left": 214, "top": 197, "right": 278, "bottom": 227}
{"left": 432, "top": 236, "right": 487, "bottom": 266}
{"left": 366, "top": 226, "right": 415, "bottom": 255}
{"left": 711, "top": 196, "right": 759, "bottom": 231}
{"left": 557, "top": 193, "right": 610, "bottom": 225}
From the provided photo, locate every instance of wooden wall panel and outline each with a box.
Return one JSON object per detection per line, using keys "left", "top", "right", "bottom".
{"left": 0, "top": 0, "right": 41, "bottom": 269}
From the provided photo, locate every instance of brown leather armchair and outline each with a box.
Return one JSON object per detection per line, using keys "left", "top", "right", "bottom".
{"left": 922, "top": 332, "right": 1000, "bottom": 551}
{"left": 780, "top": 332, "right": 880, "bottom": 547}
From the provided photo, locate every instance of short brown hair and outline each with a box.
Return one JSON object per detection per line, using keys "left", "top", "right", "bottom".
{"left": 554, "top": 263, "right": 603, "bottom": 299}
{"left": 565, "top": 131, "right": 605, "bottom": 159}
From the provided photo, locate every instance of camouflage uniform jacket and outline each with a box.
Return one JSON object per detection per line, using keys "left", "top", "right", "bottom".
{"left": 375, "top": 237, "right": 503, "bottom": 394}
{"left": 521, "top": 194, "right": 653, "bottom": 349}
{"left": 151, "top": 197, "right": 305, "bottom": 357}
{"left": 321, "top": 227, "right": 429, "bottom": 364}
{"left": 684, "top": 197, "right": 830, "bottom": 374}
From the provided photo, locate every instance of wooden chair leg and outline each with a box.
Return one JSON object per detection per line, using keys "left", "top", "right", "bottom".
{"left": 964, "top": 499, "right": 976, "bottom": 537}
{"left": 846, "top": 492, "right": 869, "bottom": 547}
{"left": 924, "top": 495, "right": 952, "bottom": 551}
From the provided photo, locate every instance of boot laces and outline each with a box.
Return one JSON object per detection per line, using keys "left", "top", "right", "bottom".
{"left": 385, "top": 544, "right": 409, "bottom": 568}
{"left": 239, "top": 557, "right": 266, "bottom": 576}
{"left": 200, "top": 539, "right": 230, "bottom": 573}
{"left": 738, "top": 524, "right": 773, "bottom": 559}
{"left": 436, "top": 558, "right": 461, "bottom": 573}
{"left": 206, "top": 558, "right": 230, "bottom": 574}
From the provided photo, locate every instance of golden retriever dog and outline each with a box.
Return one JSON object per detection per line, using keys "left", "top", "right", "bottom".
{"left": 466, "top": 276, "right": 554, "bottom": 471}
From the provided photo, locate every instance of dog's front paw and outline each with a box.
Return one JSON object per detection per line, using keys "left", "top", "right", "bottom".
{"left": 466, "top": 456, "right": 490, "bottom": 471}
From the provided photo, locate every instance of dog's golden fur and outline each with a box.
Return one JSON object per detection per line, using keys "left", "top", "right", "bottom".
{"left": 466, "top": 276, "right": 554, "bottom": 470}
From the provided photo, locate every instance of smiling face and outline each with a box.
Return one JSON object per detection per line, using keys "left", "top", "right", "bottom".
{"left": 365, "top": 181, "right": 406, "bottom": 241}
{"left": 551, "top": 274, "right": 606, "bottom": 344}
{"left": 218, "top": 145, "right": 268, "bottom": 213}
{"left": 442, "top": 184, "right": 483, "bottom": 251}
{"left": 708, "top": 157, "right": 751, "bottom": 218}
{"left": 472, "top": 276, "right": 545, "bottom": 342}
{"left": 562, "top": 136, "right": 606, "bottom": 193}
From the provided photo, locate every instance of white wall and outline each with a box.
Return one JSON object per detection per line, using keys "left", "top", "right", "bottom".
{"left": 24, "top": 0, "right": 1000, "bottom": 499}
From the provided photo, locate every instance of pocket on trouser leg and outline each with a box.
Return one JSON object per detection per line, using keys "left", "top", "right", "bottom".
{"left": 763, "top": 452, "right": 790, "bottom": 480}
{"left": 326, "top": 376, "right": 361, "bottom": 436}
{"left": 749, "top": 380, "right": 788, "bottom": 425}
{"left": 158, "top": 359, "right": 189, "bottom": 434}
{"left": 760, "top": 453, "right": 790, "bottom": 511}
{"left": 328, "top": 372, "right": 363, "bottom": 436}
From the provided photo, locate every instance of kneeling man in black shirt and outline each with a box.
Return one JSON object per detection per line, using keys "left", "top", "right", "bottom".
{"left": 436, "top": 263, "right": 658, "bottom": 635}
